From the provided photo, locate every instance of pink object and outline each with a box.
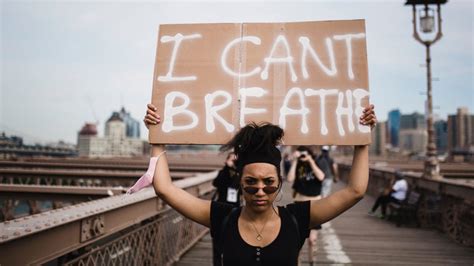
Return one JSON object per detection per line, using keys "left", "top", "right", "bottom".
{"left": 127, "top": 151, "right": 166, "bottom": 194}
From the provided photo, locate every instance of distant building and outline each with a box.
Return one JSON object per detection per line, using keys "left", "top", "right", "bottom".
{"left": 387, "top": 109, "right": 401, "bottom": 147}
{"left": 447, "top": 107, "right": 474, "bottom": 160}
{"left": 400, "top": 112, "right": 426, "bottom": 130}
{"left": 0, "top": 132, "right": 77, "bottom": 158}
{"left": 77, "top": 108, "right": 146, "bottom": 158}
{"left": 393, "top": 112, "right": 427, "bottom": 154}
{"left": 399, "top": 129, "right": 427, "bottom": 154}
{"left": 77, "top": 123, "right": 107, "bottom": 157}
{"left": 434, "top": 120, "right": 448, "bottom": 154}
{"left": 119, "top": 107, "right": 141, "bottom": 138}
{"left": 370, "top": 121, "right": 386, "bottom": 156}
{"left": 0, "top": 132, "right": 23, "bottom": 146}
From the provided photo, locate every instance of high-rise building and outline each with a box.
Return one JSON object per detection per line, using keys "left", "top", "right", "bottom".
{"left": 119, "top": 107, "right": 141, "bottom": 138}
{"left": 370, "top": 121, "right": 386, "bottom": 156}
{"left": 399, "top": 129, "right": 427, "bottom": 154}
{"left": 434, "top": 120, "right": 448, "bottom": 154}
{"left": 387, "top": 109, "right": 401, "bottom": 147}
{"left": 447, "top": 107, "right": 474, "bottom": 154}
{"left": 400, "top": 112, "right": 426, "bottom": 130}
{"left": 393, "top": 112, "right": 427, "bottom": 153}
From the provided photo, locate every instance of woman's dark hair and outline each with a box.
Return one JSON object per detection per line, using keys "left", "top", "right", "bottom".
{"left": 221, "top": 122, "right": 284, "bottom": 185}
{"left": 221, "top": 122, "right": 283, "bottom": 155}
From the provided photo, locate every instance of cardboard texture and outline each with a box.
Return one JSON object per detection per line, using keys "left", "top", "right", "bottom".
{"left": 150, "top": 20, "right": 371, "bottom": 145}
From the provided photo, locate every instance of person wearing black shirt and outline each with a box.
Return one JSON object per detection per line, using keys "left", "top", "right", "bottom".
{"left": 139, "top": 103, "right": 377, "bottom": 266}
{"left": 287, "top": 146, "right": 325, "bottom": 264}
{"left": 212, "top": 152, "right": 241, "bottom": 207}
{"left": 211, "top": 152, "right": 240, "bottom": 265}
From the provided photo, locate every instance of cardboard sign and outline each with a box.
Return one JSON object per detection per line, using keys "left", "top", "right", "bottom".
{"left": 150, "top": 20, "right": 371, "bottom": 145}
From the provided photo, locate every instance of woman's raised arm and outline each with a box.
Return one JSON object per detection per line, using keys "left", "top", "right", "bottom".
{"left": 304, "top": 155, "right": 325, "bottom": 181}
{"left": 146, "top": 104, "right": 211, "bottom": 227}
{"left": 308, "top": 105, "right": 376, "bottom": 228}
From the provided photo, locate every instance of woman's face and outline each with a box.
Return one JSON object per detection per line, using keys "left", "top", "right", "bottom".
{"left": 241, "top": 163, "right": 280, "bottom": 213}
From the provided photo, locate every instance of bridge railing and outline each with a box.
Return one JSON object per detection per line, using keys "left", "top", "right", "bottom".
{"left": 338, "top": 163, "right": 474, "bottom": 247}
{"left": 0, "top": 170, "right": 217, "bottom": 265}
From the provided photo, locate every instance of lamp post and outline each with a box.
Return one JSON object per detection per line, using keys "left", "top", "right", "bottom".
{"left": 405, "top": 0, "right": 447, "bottom": 179}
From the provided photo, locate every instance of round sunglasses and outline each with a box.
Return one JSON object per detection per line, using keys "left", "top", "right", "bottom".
{"left": 243, "top": 186, "right": 279, "bottom": 195}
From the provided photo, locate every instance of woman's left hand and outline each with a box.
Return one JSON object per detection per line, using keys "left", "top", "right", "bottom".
{"left": 359, "top": 104, "right": 377, "bottom": 130}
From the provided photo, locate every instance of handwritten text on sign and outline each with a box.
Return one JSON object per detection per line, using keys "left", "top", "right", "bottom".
{"left": 150, "top": 20, "right": 371, "bottom": 145}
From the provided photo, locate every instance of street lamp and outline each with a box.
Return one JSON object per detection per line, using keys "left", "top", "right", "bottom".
{"left": 405, "top": 0, "right": 447, "bottom": 179}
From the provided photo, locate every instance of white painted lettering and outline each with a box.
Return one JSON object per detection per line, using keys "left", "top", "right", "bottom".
{"left": 204, "top": 90, "right": 235, "bottom": 133}
{"left": 279, "top": 87, "right": 310, "bottom": 134}
{"left": 162, "top": 91, "right": 199, "bottom": 132}
{"left": 353, "top": 89, "right": 371, "bottom": 133}
{"left": 221, "top": 36, "right": 262, "bottom": 77}
{"left": 304, "top": 88, "right": 338, "bottom": 135}
{"left": 335, "top": 90, "right": 355, "bottom": 136}
{"left": 333, "top": 33, "right": 365, "bottom": 80}
{"left": 299, "top": 37, "right": 337, "bottom": 79}
{"left": 239, "top": 87, "right": 268, "bottom": 127}
{"left": 261, "top": 35, "right": 298, "bottom": 82}
{"left": 158, "top": 33, "right": 202, "bottom": 82}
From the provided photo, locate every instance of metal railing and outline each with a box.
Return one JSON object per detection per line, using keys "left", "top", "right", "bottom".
{"left": 338, "top": 163, "right": 474, "bottom": 247}
{"left": 0, "top": 168, "right": 194, "bottom": 187}
{"left": 0, "top": 170, "right": 217, "bottom": 265}
{"left": 63, "top": 207, "right": 207, "bottom": 266}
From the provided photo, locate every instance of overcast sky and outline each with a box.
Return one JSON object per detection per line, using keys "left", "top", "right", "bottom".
{"left": 1, "top": 0, "right": 473, "bottom": 144}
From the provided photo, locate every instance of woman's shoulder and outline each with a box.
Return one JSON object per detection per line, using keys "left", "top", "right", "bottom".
{"left": 211, "top": 201, "right": 238, "bottom": 216}
{"left": 210, "top": 201, "right": 240, "bottom": 237}
{"left": 282, "top": 201, "right": 311, "bottom": 214}
{"left": 279, "top": 201, "right": 311, "bottom": 245}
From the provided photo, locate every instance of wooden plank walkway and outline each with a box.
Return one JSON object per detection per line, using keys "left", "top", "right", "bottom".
{"left": 176, "top": 182, "right": 474, "bottom": 265}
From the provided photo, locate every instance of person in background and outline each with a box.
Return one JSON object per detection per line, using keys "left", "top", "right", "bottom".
{"left": 369, "top": 171, "right": 408, "bottom": 219}
{"left": 317, "top": 146, "right": 339, "bottom": 198}
{"left": 211, "top": 152, "right": 240, "bottom": 266}
{"left": 287, "top": 146, "right": 325, "bottom": 265}
{"left": 212, "top": 152, "right": 241, "bottom": 207}
{"left": 282, "top": 153, "right": 292, "bottom": 181}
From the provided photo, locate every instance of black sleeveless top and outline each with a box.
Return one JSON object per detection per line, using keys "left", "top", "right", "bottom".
{"left": 293, "top": 160, "right": 322, "bottom": 196}
{"left": 210, "top": 201, "right": 310, "bottom": 266}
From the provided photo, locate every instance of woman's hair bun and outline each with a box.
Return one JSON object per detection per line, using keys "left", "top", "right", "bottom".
{"left": 220, "top": 122, "right": 284, "bottom": 156}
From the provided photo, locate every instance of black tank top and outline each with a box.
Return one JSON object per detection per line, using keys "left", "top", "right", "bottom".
{"left": 210, "top": 201, "right": 310, "bottom": 266}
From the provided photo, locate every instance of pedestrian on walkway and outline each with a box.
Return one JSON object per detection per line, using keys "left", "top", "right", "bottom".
{"left": 212, "top": 152, "right": 241, "bottom": 207}
{"left": 287, "top": 145, "right": 324, "bottom": 264}
{"left": 369, "top": 171, "right": 408, "bottom": 219}
{"left": 210, "top": 152, "right": 241, "bottom": 266}
{"left": 317, "top": 146, "right": 339, "bottom": 198}
{"left": 132, "top": 103, "right": 377, "bottom": 266}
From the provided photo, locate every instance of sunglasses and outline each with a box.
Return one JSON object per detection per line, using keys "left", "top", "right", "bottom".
{"left": 243, "top": 186, "right": 279, "bottom": 195}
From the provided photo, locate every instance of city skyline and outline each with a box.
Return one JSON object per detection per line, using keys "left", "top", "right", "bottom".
{"left": 2, "top": 0, "right": 473, "bottom": 144}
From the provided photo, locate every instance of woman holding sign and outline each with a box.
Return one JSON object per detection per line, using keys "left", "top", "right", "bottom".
{"left": 132, "top": 103, "right": 376, "bottom": 266}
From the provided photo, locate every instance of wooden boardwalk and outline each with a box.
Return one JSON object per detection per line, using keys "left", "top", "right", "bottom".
{"left": 176, "top": 182, "right": 474, "bottom": 265}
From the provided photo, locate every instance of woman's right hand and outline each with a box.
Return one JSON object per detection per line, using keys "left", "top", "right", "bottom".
{"left": 144, "top": 104, "right": 161, "bottom": 129}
